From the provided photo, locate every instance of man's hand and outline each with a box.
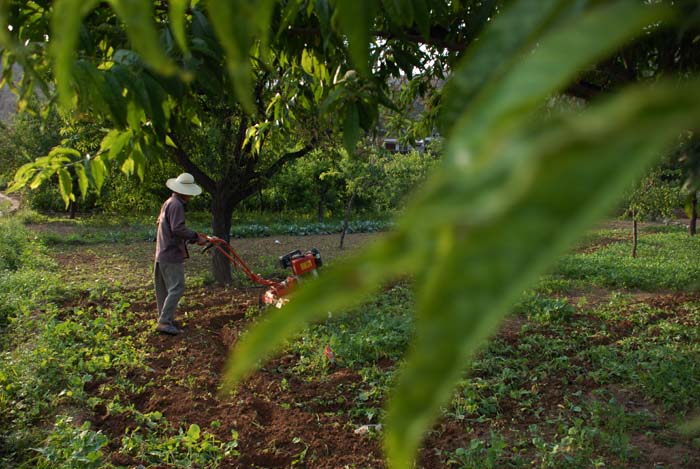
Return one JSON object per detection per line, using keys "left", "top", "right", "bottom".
{"left": 196, "top": 233, "right": 208, "bottom": 246}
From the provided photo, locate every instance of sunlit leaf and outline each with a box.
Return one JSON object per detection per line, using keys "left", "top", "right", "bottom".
{"left": 74, "top": 163, "right": 89, "bottom": 199}
{"left": 57, "top": 167, "right": 74, "bottom": 208}
{"left": 130, "top": 144, "right": 147, "bottom": 180}
{"left": 90, "top": 156, "right": 107, "bottom": 193}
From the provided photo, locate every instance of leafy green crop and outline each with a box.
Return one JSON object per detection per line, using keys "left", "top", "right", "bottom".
{"left": 556, "top": 230, "right": 700, "bottom": 290}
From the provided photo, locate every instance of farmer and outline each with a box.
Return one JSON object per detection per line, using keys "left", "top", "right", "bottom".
{"left": 154, "top": 172, "right": 207, "bottom": 335}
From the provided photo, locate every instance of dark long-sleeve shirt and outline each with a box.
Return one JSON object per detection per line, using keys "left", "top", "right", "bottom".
{"left": 155, "top": 194, "right": 198, "bottom": 263}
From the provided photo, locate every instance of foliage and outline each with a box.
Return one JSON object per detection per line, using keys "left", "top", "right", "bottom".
{"left": 289, "top": 284, "right": 414, "bottom": 371}
{"left": 0, "top": 217, "right": 56, "bottom": 326}
{"left": 224, "top": 3, "right": 700, "bottom": 467}
{"left": 35, "top": 416, "right": 108, "bottom": 469}
{"left": 3, "top": 0, "right": 700, "bottom": 467}
{"left": 0, "top": 110, "right": 62, "bottom": 183}
{"left": 622, "top": 167, "right": 681, "bottom": 222}
{"left": 555, "top": 228, "right": 700, "bottom": 290}
{"left": 120, "top": 415, "right": 239, "bottom": 467}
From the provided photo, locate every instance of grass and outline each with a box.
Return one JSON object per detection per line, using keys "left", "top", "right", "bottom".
{"left": 1, "top": 214, "right": 700, "bottom": 467}
{"left": 555, "top": 228, "right": 700, "bottom": 290}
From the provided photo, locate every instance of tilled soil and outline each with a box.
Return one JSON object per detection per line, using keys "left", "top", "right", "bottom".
{"left": 88, "top": 285, "right": 386, "bottom": 468}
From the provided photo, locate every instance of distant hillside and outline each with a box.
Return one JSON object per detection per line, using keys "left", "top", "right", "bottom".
{"left": 0, "top": 64, "right": 20, "bottom": 123}
{"left": 0, "top": 86, "right": 17, "bottom": 123}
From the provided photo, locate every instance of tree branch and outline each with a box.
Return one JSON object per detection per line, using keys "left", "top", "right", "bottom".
{"left": 167, "top": 132, "right": 216, "bottom": 193}
{"left": 261, "top": 144, "right": 314, "bottom": 181}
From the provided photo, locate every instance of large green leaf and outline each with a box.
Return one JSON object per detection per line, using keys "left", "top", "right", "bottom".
{"left": 169, "top": 0, "right": 191, "bottom": 55}
{"left": 332, "top": 0, "right": 376, "bottom": 75}
{"left": 57, "top": 167, "right": 75, "bottom": 208}
{"left": 439, "top": 0, "right": 563, "bottom": 133}
{"left": 50, "top": 0, "right": 100, "bottom": 110}
{"left": 107, "top": 0, "right": 180, "bottom": 77}
{"left": 385, "top": 80, "right": 700, "bottom": 468}
{"left": 221, "top": 2, "right": 692, "bottom": 468}
{"left": 74, "top": 163, "right": 89, "bottom": 199}
{"left": 89, "top": 156, "right": 108, "bottom": 193}
{"left": 444, "top": 0, "right": 671, "bottom": 165}
{"left": 206, "top": 0, "right": 275, "bottom": 114}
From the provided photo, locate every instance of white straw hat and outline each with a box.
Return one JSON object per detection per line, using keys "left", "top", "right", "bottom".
{"left": 166, "top": 173, "right": 202, "bottom": 196}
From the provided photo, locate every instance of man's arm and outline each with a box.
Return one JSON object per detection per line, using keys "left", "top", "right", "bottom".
{"left": 168, "top": 202, "right": 198, "bottom": 241}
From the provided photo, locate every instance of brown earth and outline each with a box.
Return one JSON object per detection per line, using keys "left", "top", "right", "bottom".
{"left": 45, "top": 229, "right": 700, "bottom": 468}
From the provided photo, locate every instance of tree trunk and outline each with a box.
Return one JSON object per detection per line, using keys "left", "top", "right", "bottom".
{"left": 211, "top": 190, "right": 235, "bottom": 284}
{"left": 317, "top": 184, "right": 327, "bottom": 222}
{"left": 339, "top": 191, "right": 355, "bottom": 249}
{"left": 318, "top": 197, "right": 325, "bottom": 223}
{"left": 631, "top": 216, "right": 638, "bottom": 258}
{"left": 690, "top": 192, "right": 698, "bottom": 236}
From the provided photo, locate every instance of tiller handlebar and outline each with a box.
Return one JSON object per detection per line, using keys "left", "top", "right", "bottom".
{"left": 201, "top": 235, "right": 322, "bottom": 307}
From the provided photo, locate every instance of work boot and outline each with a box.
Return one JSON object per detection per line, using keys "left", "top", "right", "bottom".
{"left": 156, "top": 322, "right": 181, "bottom": 335}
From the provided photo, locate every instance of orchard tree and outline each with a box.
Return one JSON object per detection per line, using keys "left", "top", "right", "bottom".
{"left": 3, "top": 1, "right": 700, "bottom": 468}
{"left": 623, "top": 168, "right": 680, "bottom": 257}
{"left": 675, "top": 133, "right": 700, "bottom": 235}
{"left": 2, "top": 1, "right": 392, "bottom": 283}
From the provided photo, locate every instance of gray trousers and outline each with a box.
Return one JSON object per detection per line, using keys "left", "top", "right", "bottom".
{"left": 154, "top": 261, "right": 185, "bottom": 326}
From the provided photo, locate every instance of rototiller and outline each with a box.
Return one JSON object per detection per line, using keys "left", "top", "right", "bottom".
{"left": 201, "top": 235, "right": 322, "bottom": 307}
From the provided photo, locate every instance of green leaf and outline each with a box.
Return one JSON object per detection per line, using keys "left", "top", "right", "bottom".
{"left": 130, "top": 144, "right": 147, "bottom": 180}
{"left": 445, "top": 0, "right": 672, "bottom": 164}
{"left": 186, "top": 424, "right": 201, "bottom": 441}
{"left": 57, "top": 167, "right": 74, "bottom": 208}
{"left": 386, "top": 80, "right": 700, "bottom": 468}
{"left": 222, "top": 3, "right": 691, "bottom": 468}
{"left": 7, "top": 163, "right": 38, "bottom": 193}
{"left": 50, "top": 0, "right": 100, "bottom": 111}
{"left": 0, "top": 0, "right": 11, "bottom": 48}
{"left": 342, "top": 102, "right": 360, "bottom": 155}
{"left": 107, "top": 0, "right": 181, "bottom": 77}
{"left": 74, "top": 163, "right": 89, "bottom": 199}
{"left": 99, "top": 129, "right": 132, "bottom": 161}
{"left": 90, "top": 157, "right": 107, "bottom": 193}
{"left": 332, "top": 0, "right": 376, "bottom": 75}
{"left": 169, "top": 0, "right": 190, "bottom": 55}
{"left": 206, "top": 0, "right": 275, "bottom": 114}
{"left": 412, "top": 0, "right": 430, "bottom": 39}
{"left": 439, "top": 0, "right": 563, "bottom": 133}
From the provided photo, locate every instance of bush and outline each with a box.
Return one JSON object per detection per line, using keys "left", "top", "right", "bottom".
{"left": 0, "top": 217, "right": 56, "bottom": 326}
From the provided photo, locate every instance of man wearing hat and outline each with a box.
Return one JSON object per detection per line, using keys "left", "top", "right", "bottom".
{"left": 154, "top": 173, "right": 207, "bottom": 335}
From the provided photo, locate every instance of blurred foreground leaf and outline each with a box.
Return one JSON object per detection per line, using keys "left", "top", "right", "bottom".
{"left": 222, "top": 1, "right": 700, "bottom": 468}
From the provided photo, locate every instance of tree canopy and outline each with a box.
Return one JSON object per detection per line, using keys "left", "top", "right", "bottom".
{"left": 2, "top": 0, "right": 700, "bottom": 467}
